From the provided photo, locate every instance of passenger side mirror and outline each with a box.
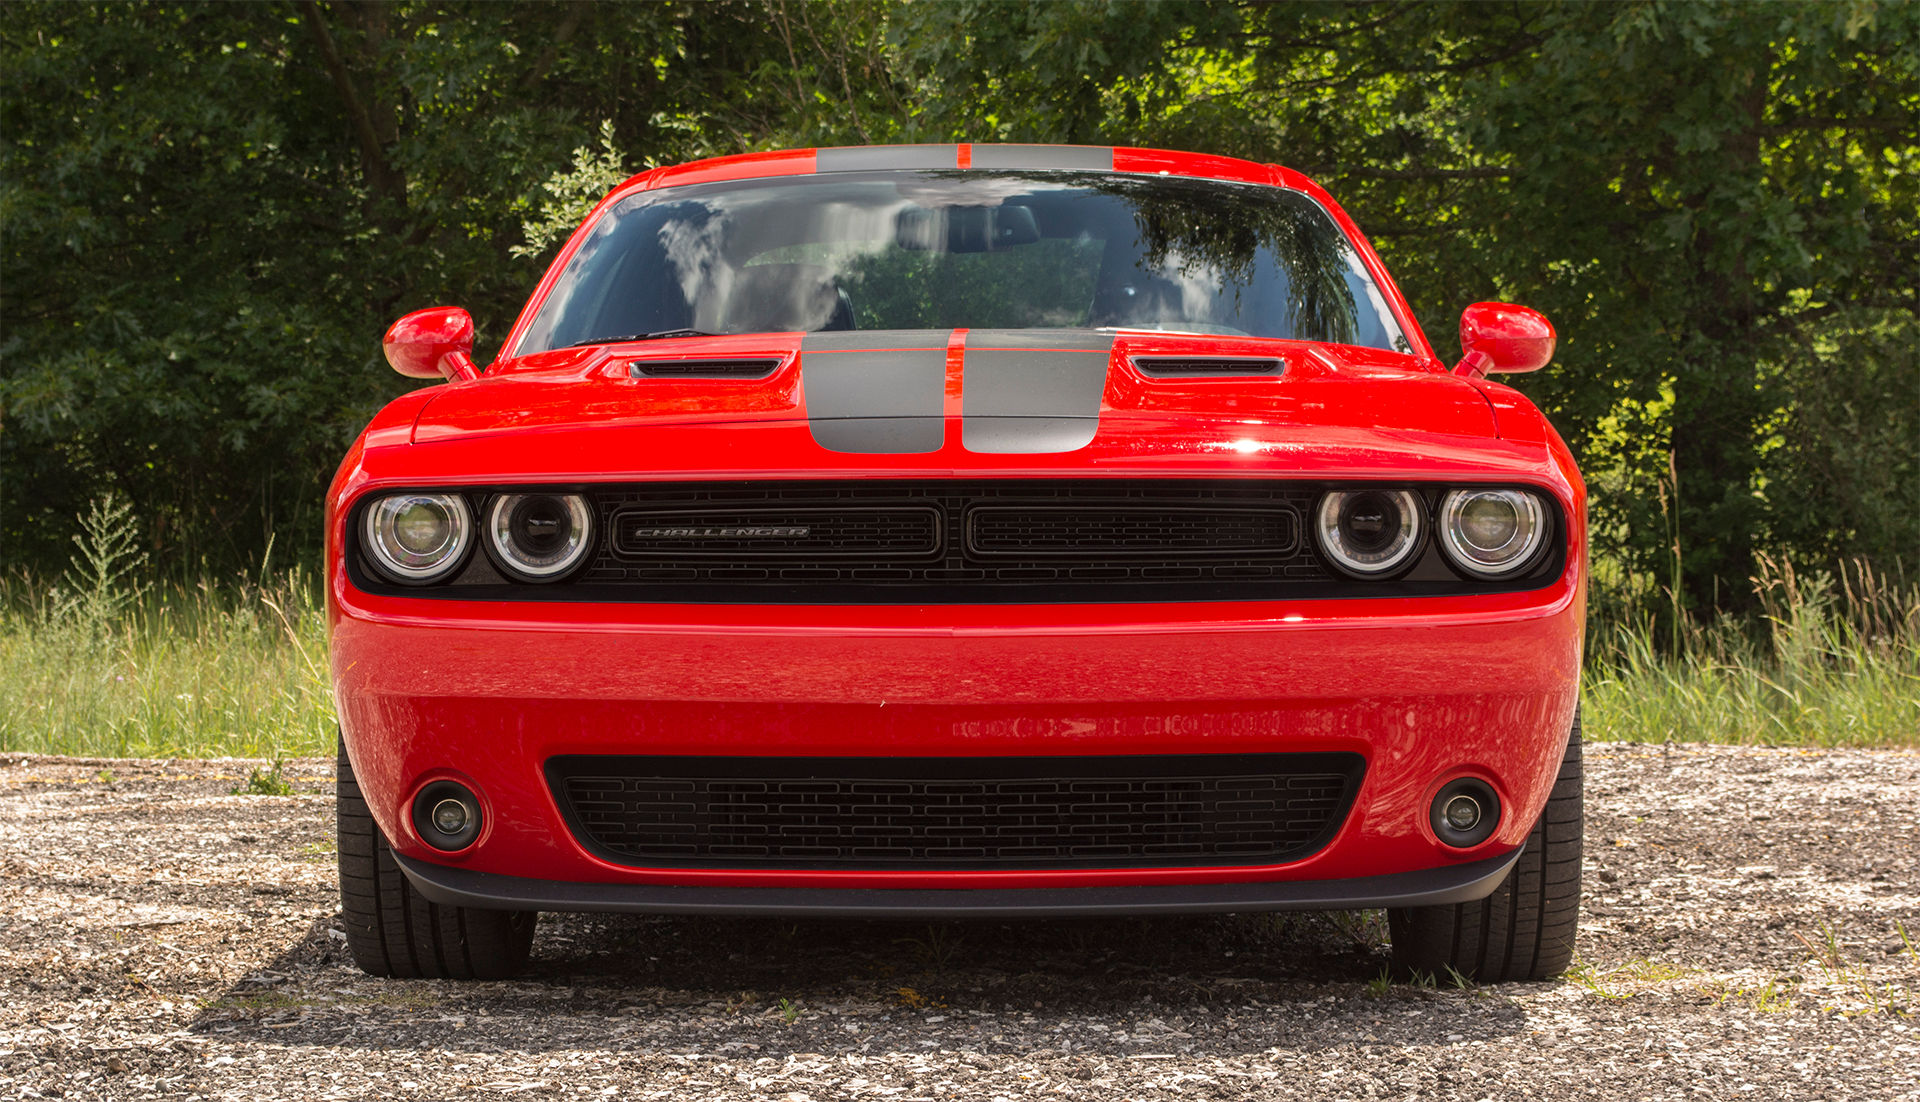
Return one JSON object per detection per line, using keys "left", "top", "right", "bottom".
{"left": 384, "top": 306, "right": 480, "bottom": 382}
{"left": 1455, "top": 302, "right": 1555, "bottom": 378}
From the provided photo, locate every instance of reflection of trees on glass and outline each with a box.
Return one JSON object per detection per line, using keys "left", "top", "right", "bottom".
{"left": 522, "top": 170, "right": 1400, "bottom": 353}
{"left": 837, "top": 239, "right": 1102, "bottom": 330}
{"left": 1100, "top": 178, "right": 1362, "bottom": 346}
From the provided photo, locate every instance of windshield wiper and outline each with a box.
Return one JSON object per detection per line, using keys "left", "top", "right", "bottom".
{"left": 568, "top": 328, "right": 719, "bottom": 348}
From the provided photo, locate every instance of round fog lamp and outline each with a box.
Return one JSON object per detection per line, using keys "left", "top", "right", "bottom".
{"left": 1430, "top": 778, "right": 1500, "bottom": 849}
{"left": 431, "top": 798, "right": 470, "bottom": 836}
{"left": 1444, "top": 794, "right": 1483, "bottom": 831}
{"left": 411, "top": 780, "right": 483, "bottom": 852}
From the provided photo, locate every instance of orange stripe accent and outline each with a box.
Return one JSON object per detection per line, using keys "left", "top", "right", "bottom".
{"left": 956, "top": 143, "right": 972, "bottom": 169}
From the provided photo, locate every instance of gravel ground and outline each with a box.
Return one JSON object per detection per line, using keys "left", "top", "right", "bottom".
{"left": 1, "top": 744, "right": 1916, "bottom": 1101}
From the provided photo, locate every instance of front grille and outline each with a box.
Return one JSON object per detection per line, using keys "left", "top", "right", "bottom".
{"left": 548, "top": 753, "right": 1363, "bottom": 870}
{"left": 347, "top": 478, "right": 1566, "bottom": 602}
{"left": 966, "top": 504, "right": 1295, "bottom": 557}
{"left": 577, "top": 480, "right": 1331, "bottom": 601}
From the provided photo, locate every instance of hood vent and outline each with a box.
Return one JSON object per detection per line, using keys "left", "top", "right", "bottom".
{"left": 631, "top": 357, "right": 783, "bottom": 380}
{"left": 1131, "top": 356, "right": 1285, "bottom": 378}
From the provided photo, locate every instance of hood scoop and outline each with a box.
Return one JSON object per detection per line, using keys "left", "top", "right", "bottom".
{"left": 1130, "top": 355, "right": 1285, "bottom": 378}
{"left": 631, "top": 357, "right": 784, "bottom": 379}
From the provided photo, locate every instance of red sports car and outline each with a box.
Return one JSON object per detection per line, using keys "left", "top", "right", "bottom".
{"left": 328, "top": 144, "right": 1585, "bottom": 982}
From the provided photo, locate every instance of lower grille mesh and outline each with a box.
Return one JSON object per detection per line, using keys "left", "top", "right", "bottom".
{"left": 548, "top": 754, "right": 1362, "bottom": 870}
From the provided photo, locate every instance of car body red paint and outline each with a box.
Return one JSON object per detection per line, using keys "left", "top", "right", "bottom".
{"left": 328, "top": 145, "right": 1584, "bottom": 940}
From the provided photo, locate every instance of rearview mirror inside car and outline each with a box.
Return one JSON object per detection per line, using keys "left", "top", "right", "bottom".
{"left": 894, "top": 205, "right": 1041, "bottom": 253}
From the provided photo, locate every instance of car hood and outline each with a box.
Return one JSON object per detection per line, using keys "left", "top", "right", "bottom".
{"left": 411, "top": 330, "right": 1500, "bottom": 454}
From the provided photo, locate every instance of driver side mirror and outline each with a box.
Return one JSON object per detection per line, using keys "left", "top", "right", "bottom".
{"left": 383, "top": 306, "right": 480, "bottom": 382}
{"left": 1455, "top": 302, "right": 1555, "bottom": 378}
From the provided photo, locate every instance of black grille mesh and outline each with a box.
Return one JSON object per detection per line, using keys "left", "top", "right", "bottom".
{"left": 968, "top": 505, "right": 1295, "bottom": 557}
{"left": 548, "top": 754, "right": 1362, "bottom": 869}
{"left": 576, "top": 480, "right": 1329, "bottom": 599}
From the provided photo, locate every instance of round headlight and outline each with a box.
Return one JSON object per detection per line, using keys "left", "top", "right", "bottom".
{"left": 1315, "top": 489, "right": 1424, "bottom": 577}
{"left": 487, "top": 493, "right": 592, "bottom": 581}
{"left": 362, "top": 493, "right": 472, "bottom": 584}
{"left": 1438, "top": 488, "right": 1547, "bottom": 578}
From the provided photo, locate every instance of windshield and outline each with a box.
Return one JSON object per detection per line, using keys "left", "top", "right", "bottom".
{"left": 514, "top": 170, "right": 1411, "bottom": 355}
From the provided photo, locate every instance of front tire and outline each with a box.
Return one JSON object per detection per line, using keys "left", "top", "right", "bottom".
{"left": 1388, "top": 714, "right": 1584, "bottom": 982}
{"left": 336, "top": 737, "right": 537, "bottom": 979}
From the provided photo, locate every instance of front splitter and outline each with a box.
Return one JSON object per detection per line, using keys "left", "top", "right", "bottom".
{"left": 392, "top": 847, "right": 1522, "bottom": 918}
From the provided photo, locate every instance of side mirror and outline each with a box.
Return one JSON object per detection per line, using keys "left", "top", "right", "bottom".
{"left": 383, "top": 306, "right": 480, "bottom": 382}
{"left": 1455, "top": 302, "right": 1555, "bottom": 378}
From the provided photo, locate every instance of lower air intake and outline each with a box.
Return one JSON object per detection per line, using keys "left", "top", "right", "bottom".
{"left": 548, "top": 753, "right": 1363, "bottom": 870}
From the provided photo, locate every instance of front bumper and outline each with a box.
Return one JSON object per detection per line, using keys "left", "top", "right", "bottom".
{"left": 331, "top": 575, "right": 1582, "bottom": 896}
{"left": 394, "top": 847, "right": 1524, "bottom": 916}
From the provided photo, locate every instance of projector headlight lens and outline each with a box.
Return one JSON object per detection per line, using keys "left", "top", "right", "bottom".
{"left": 1315, "top": 489, "right": 1424, "bottom": 577}
{"left": 1439, "top": 488, "right": 1547, "bottom": 578}
{"left": 363, "top": 493, "right": 471, "bottom": 584}
{"left": 487, "top": 493, "right": 592, "bottom": 581}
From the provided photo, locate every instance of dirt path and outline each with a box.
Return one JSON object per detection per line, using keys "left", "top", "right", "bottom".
{"left": 2, "top": 744, "right": 1916, "bottom": 1101}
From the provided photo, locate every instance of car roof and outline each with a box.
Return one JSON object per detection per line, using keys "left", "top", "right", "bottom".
{"left": 611, "top": 144, "right": 1326, "bottom": 200}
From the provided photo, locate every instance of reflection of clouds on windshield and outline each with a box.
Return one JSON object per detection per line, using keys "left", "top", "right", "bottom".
{"left": 1344, "top": 248, "right": 1409, "bottom": 352}
{"left": 517, "top": 171, "right": 1409, "bottom": 353}
{"left": 1156, "top": 248, "right": 1225, "bottom": 318}
{"left": 659, "top": 206, "right": 732, "bottom": 313}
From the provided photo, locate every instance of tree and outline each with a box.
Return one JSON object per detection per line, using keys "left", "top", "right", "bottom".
{"left": 899, "top": 0, "right": 1920, "bottom": 616}
{"left": 0, "top": 1, "right": 905, "bottom": 572}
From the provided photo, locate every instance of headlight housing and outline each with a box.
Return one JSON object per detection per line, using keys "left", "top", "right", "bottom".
{"left": 362, "top": 493, "right": 473, "bottom": 584}
{"left": 1437, "top": 488, "right": 1548, "bottom": 578}
{"left": 1315, "top": 489, "right": 1424, "bottom": 577}
{"left": 486, "top": 493, "right": 593, "bottom": 581}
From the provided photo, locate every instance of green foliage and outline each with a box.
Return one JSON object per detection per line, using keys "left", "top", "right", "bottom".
{"left": 57, "top": 492, "right": 148, "bottom": 640}
{"left": 511, "top": 120, "right": 634, "bottom": 261}
{"left": 901, "top": 0, "right": 1920, "bottom": 619}
{"left": 1, "top": 0, "right": 1912, "bottom": 630}
{"left": 0, "top": 558, "right": 336, "bottom": 759}
{"left": 1584, "top": 556, "right": 1919, "bottom": 746}
{"left": 1, "top": 1, "right": 905, "bottom": 574}
{"left": 233, "top": 757, "right": 297, "bottom": 797}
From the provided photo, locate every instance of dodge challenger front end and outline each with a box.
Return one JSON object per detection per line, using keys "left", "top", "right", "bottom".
{"left": 328, "top": 144, "right": 1586, "bottom": 981}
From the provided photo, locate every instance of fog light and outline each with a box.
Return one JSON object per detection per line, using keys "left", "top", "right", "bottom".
{"left": 1443, "top": 794, "right": 1483, "bottom": 832}
{"left": 431, "top": 798, "right": 470, "bottom": 836}
{"left": 1430, "top": 778, "right": 1500, "bottom": 848}
{"left": 411, "top": 780, "right": 483, "bottom": 852}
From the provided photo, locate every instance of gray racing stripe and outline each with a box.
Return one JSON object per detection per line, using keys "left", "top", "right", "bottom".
{"left": 801, "top": 330, "right": 949, "bottom": 454}
{"left": 816, "top": 145, "right": 959, "bottom": 172}
{"left": 961, "top": 330, "right": 1114, "bottom": 454}
{"left": 967, "top": 145, "right": 1115, "bottom": 172}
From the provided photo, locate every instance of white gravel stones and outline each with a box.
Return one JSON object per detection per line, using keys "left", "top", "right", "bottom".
{"left": 0, "top": 745, "right": 1915, "bottom": 1100}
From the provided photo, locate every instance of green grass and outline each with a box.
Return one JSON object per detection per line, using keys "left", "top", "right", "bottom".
{"left": 0, "top": 499, "right": 1913, "bottom": 757}
{"left": 0, "top": 568, "right": 335, "bottom": 758}
{"left": 1583, "top": 557, "right": 1918, "bottom": 747}
{"left": 0, "top": 495, "right": 336, "bottom": 759}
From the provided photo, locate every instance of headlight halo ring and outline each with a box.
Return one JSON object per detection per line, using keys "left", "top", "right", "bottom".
{"left": 1314, "top": 488, "right": 1426, "bottom": 578}
{"left": 361, "top": 492, "right": 474, "bottom": 585}
{"left": 1437, "top": 487, "right": 1549, "bottom": 579}
{"left": 485, "top": 492, "right": 594, "bottom": 582}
